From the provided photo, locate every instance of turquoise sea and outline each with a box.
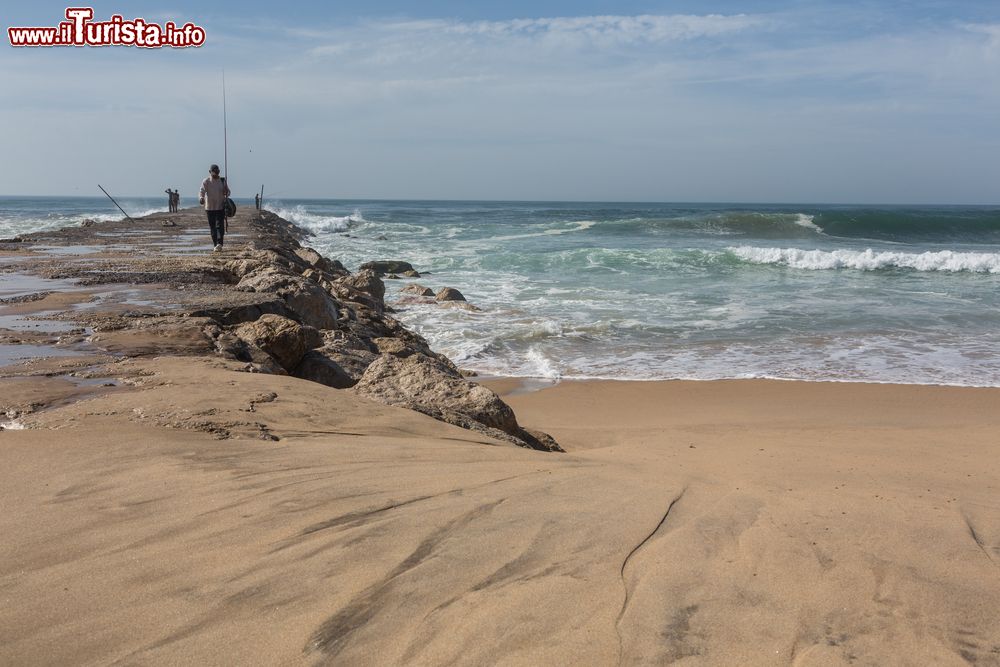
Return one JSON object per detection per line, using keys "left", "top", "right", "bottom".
{"left": 3, "top": 196, "right": 1000, "bottom": 386}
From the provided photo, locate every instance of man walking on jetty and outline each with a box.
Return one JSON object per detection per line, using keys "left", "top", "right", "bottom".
{"left": 199, "top": 165, "right": 230, "bottom": 252}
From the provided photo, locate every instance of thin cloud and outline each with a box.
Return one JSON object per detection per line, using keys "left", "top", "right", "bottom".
{"left": 308, "top": 13, "right": 767, "bottom": 58}
{"left": 386, "top": 14, "right": 766, "bottom": 41}
{"left": 961, "top": 22, "right": 1000, "bottom": 52}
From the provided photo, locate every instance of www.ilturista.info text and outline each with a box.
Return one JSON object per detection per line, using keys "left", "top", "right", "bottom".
{"left": 7, "top": 8, "right": 205, "bottom": 48}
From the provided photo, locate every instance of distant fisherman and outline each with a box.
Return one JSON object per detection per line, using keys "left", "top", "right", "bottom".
{"left": 165, "top": 188, "right": 179, "bottom": 212}
{"left": 199, "top": 165, "right": 230, "bottom": 252}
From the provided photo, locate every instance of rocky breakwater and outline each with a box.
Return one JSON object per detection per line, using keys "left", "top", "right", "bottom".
{"left": 224, "top": 215, "right": 560, "bottom": 451}
{"left": 0, "top": 207, "right": 560, "bottom": 452}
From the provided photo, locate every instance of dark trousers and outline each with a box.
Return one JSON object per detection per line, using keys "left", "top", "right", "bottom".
{"left": 207, "top": 209, "right": 225, "bottom": 246}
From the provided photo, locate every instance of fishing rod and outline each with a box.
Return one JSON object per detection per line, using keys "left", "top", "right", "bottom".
{"left": 97, "top": 184, "right": 134, "bottom": 223}
{"left": 222, "top": 69, "right": 229, "bottom": 233}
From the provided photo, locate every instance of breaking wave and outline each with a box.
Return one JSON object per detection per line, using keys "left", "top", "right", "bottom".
{"left": 727, "top": 246, "right": 1000, "bottom": 273}
{"left": 78, "top": 207, "right": 165, "bottom": 224}
{"left": 605, "top": 211, "right": 825, "bottom": 239}
{"left": 267, "top": 204, "right": 366, "bottom": 233}
{"left": 793, "top": 214, "right": 822, "bottom": 232}
{"left": 597, "top": 208, "right": 1000, "bottom": 243}
{"left": 0, "top": 207, "right": 167, "bottom": 236}
{"left": 812, "top": 208, "right": 1000, "bottom": 242}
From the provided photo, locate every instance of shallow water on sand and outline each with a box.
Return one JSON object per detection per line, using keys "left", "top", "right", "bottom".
{"left": 0, "top": 343, "right": 81, "bottom": 367}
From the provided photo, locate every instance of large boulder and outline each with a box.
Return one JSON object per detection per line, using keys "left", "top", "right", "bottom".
{"left": 324, "top": 280, "right": 384, "bottom": 315}
{"left": 293, "top": 349, "right": 372, "bottom": 389}
{"left": 336, "top": 269, "right": 385, "bottom": 305}
{"left": 215, "top": 331, "right": 287, "bottom": 375}
{"left": 294, "top": 247, "right": 325, "bottom": 268}
{"left": 185, "top": 292, "right": 294, "bottom": 325}
{"left": 438, "top": 301, "right": 481, "bottom": 312}
{"left": 372, "top": 337, "right": 417, "bottom": 357}
{"left": 295, "top": 247, "right": 348, "bottom": 276}
{"left": 435, "top": 287, "right": 466, "bottom": 302}
{"left": 340, "top": 310, "right": 459, "bottom": 373}
{"left": 352, "top": 354, "right": 561, "bottom": 451}
{"left": 224, "top": 258, "right": 269, "bottom": 281}
{"left": 234, "top": 314, "right": 322, "bottom": 371}
{"left": 241, "top": 249, "right": 300, "bottom": 274}
{"left": 359, "top": 260, "right": 415, "bottom": 276}
{"left": 321, "top": 327, "right": 380, "bottom": 354}
{"left": 236, "top": 268, "right": 340, "bottom": 330}
{"left": 400, "top": 283, "right": 434, "bottom": 297}
{"left": 291, "top": 329, "right": 380, "bottom": 388}
{"left": 354, "top": 354, "right": 515, "bottom": 430}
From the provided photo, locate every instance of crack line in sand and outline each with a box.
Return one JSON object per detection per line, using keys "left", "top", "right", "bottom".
{"left": 614, "top": 486, "right": 687, "bottom": 665}
{"left": 962, "top": 512, "right": 997, "bottom": 566}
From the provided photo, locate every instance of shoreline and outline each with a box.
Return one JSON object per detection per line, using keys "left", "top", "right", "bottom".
{"left": 478, "top": 372, "right": 1000, "bottom": 393}
{"left": 2, "top": 207, "right": 999, "bottom": 664}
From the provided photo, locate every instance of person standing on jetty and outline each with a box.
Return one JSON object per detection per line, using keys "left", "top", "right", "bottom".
{"left": 165, "top": 189, "right": 180, "bottom": 212}
{"left": 199, "top": 165, "right": 230, "bottom": 252}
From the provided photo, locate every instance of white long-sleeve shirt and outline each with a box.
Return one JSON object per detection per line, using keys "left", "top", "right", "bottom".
{"left": 199, "top": 177, "right": 230, "bottom": 211}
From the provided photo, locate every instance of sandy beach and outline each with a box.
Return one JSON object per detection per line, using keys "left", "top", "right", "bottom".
{"left": 1, "top": 209, "right": 999, "bottom": 665}
{"left": 6, "top": 2, "right": 1000, "bottom": 663}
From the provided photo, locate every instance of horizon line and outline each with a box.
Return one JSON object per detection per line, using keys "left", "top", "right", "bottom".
{"left": 1, "top": 194, "right": 999, "bottom": 208}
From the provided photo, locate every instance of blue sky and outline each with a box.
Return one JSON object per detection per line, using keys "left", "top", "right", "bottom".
{"left": 3, "top": 1, "right": 999, "bottom": 202}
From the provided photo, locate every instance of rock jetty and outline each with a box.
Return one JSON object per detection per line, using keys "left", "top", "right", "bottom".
{"left": 0, "top": 206, "right": 560, "bottom": 452}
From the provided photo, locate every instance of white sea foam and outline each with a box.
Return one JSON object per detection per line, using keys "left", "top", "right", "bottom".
{"left": 0, "top": 208, "right": 167, "bottom": 237}
{"left": 489, "top": 220, "right": 596, "bottom": 242}
{"left": 728, "top": 246, "right": 1000, "bottom": 273}
{"left": 525, "top": 346, "right": 562, "bottom": 379}
{"left": 82, "top": 207, "right": 165, "bottom": 223}
{"left": 268, "top": 205, "right": 366, "bottom": 233}
{"left": 793, "top": 214, "right": 823, "bottom": 233}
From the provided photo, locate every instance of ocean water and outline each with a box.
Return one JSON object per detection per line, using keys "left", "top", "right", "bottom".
{"left": 3, "top": 196, "right": 1000, "bottom": 386}
{"left": 0, "top": 195, "right": 170, "bottom": 234}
